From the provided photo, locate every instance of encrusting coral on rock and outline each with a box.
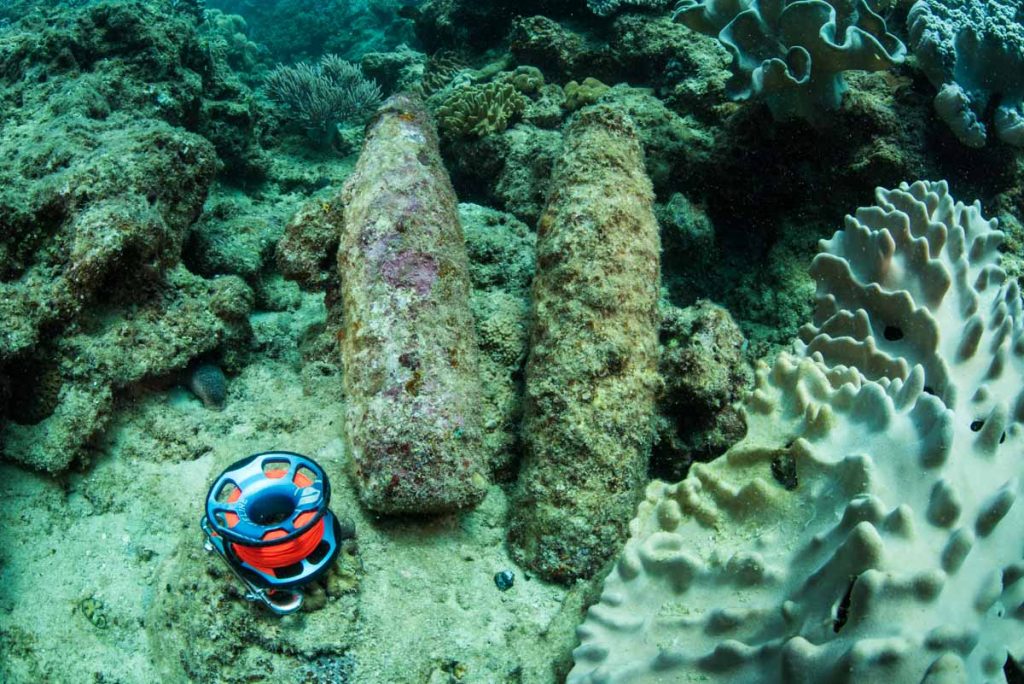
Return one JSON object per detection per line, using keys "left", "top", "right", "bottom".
{"left": 460, "top": 203, "right": 536, "bottom": 478}
{"left": 0, "top": 116, "right": 246, "bottom": 473}
{"left": 652, "top": 299, "right": 752, "bottom": 480}
{"left": 0, "top": 0, "right": 264, "bottom": 472}
{"left": 337, "top": 94, "right": 490, "bottom": 514}
{"left": 571, "top": 181, "right": 1024, "bottom": 682}
{"left": 509, "top": 104, "right": 662, "bottom": 584}
{"left": 587, "top": 0, "right": 673, "bottom": 17}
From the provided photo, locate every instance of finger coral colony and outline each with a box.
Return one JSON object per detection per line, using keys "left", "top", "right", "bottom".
{"left": 0, "top": 0, "right": 1021, "bottom": 682}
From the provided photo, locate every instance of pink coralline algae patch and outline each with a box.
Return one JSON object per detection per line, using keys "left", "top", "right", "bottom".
{"left": 380, "top": 250, "right": 438, "bottom": 295}
{"left": 339, "top": 94, "right": 487, "bottom": 514}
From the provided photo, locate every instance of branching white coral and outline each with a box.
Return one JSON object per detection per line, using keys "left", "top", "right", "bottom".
{"left": 570, "top": 181, "right": 1024, "bottom": 683}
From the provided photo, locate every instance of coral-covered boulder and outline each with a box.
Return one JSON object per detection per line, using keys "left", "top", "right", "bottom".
{"left": 0, "top": 118, "right": 218, "bottom": 364}
{"left": 652, "top": 300, "right": 752, "bottom": 480}
{"left": 0, "top": 1, "right": 259, "bottom": 472}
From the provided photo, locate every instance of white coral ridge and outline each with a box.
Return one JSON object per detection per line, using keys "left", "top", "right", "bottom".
{"left": 570, "top": 181, "right": 1024, "bottom": 683}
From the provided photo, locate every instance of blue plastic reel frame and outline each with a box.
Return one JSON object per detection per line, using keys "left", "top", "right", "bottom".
{"left": 204, "top": 451, "right": 341, "bottom": 589}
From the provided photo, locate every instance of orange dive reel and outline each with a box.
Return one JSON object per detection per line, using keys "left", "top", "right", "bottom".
{"left": 201, "top": 451, "right": 342, "bottom": 615}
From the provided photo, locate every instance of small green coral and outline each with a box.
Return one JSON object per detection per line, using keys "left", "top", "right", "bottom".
{"left": 563, "top": 77, "right": 611, "bottom": 111}
{"left": 497, "top": 65, "right": 546, "bottom": 96}
{"left": 77, "top": 595, "right": 109, "bottom": 630}
{"left": 435, "top": 82, "right": 526, "bottom": 138}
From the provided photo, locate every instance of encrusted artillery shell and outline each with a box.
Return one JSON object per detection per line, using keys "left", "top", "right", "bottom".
{"left": 337, "top": 94, "right": 489, "bottom": 514}
{"left": 509, "top": 105, "right": 662, "bottom": 582}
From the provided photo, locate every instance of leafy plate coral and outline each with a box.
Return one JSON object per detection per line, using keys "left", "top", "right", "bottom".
{"left": 674, "top": 0, "right": 906, "bottom": 121}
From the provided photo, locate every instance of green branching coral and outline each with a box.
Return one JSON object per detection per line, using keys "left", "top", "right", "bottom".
{"left": 264, "top": 54, "right": 382, "bottom": 145}
{"left": 674, "top": 0, "right": 906, "bottom": 121}
{"left": 571, "top": 181, "right": 1024, "bottom": 682}
{"left": 435, "top": 81, "right": 526, "bottom": 138}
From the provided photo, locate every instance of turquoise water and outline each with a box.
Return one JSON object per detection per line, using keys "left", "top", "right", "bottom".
{"left": 0, "top": 0, "right": 1022, "bottom": 682}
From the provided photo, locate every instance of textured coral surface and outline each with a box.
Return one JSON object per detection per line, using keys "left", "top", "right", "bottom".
{"left": 571, "top": 181, "right": 1024, "bottom": 682}
{"left": 0, "top": 3, "right": 258, "bottom": 471}
{"left": 909, "top": 0, "right": 1024, "bottom": 147}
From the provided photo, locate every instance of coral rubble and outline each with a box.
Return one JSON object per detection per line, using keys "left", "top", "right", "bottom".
{"left": 570, "top": 181, "right": 1024, "bottom": 682}
{"left": 509, "top": 105, "right": 662, "bottom": 583}
{"left": 337, "top": 94, "right": 489, "bottom": 514}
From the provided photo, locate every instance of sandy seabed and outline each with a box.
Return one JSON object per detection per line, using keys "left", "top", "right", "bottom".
{"left": 0, "top": 292, "right": 584, "bottom": 684}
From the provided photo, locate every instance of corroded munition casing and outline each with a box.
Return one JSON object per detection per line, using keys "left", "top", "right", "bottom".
{"left": 510, "top": 105, "right": 661, "bottom": 582}
{"left": 337, "top": 94, "right": 488, "bottom": 514}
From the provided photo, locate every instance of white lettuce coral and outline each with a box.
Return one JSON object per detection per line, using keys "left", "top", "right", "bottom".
{"left": 908, "top": 0, "right": 1024, "bottom": 147}
{"left": 674, "top": 0, "right": 906, "bottom": 121}
{"left": 569, "top": 181, "right": 1024, "bottom": 683}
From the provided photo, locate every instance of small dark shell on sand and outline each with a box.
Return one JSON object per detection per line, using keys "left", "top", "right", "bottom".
{"left": 187, "top": 363, "right": 227, "bottom": 410}
{"left": 494, "top": 570, "right": 514, "bottom": 591}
